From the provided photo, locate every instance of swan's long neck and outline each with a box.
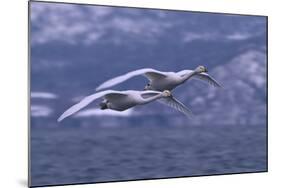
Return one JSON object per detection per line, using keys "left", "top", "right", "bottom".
{"left": 141, "top": 93, "right": 163, "bottom": 104}
{"left": 180, "top": 71, "right": 197, "bottom": 83}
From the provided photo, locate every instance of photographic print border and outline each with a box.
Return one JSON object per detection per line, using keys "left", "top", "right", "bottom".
{"left": 28, "top": 1, "right": 268, "bottom": 187}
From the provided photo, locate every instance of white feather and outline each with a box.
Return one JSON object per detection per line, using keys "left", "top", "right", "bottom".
{"left": 96, "top": 68, "right": 167, "bottom": 91}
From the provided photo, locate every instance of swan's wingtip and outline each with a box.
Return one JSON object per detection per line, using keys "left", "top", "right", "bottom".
{"left": 218, "top": 84, "right": 224, "bottom": 89}
{"left": 188, "top": 113, "right": 195, "bottom": 119}
{"left": 57, "top": 116, "right": 64, "bottom": 122}
{"left": 213, "top": 83, "right": 223, "bottom": 89}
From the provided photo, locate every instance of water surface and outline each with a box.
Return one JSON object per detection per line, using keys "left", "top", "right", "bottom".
{"left": 31, "top": 123, "right": 267, "bottom": 186}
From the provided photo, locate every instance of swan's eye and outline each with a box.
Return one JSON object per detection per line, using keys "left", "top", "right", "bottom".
{"left": 147, "top": 83, "right": 150, "bottom": 86}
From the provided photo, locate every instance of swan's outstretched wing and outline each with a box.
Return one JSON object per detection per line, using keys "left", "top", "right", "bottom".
{"left": 96, "top": 68, "right": 167, "bottom": 91}
{"left": 57, "top": 90, "right": 127, "bottom": 122}
{"left": 193, "top": 73, "right": 222, "bottom": 88}
{"left": 158, "top": 96, "right": 194, "bottom": 117}
{"left": 177, "top": 70, "right": 222, "bottom": 88}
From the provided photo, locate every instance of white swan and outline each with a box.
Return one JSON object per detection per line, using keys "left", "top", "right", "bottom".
{"left": 96, "top": 65, "right": 222, "bottom": 91}
{"left": 57, "top": 90, "right": 193, "bottom": 122}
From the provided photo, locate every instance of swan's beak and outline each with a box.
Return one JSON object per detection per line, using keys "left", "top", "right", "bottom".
{"left": 163, "top": 90, "right": 172, "bottom": 97}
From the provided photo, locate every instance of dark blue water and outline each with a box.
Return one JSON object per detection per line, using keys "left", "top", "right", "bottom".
{"left": 30, "top": 123, "right": 267, "bottom": 187}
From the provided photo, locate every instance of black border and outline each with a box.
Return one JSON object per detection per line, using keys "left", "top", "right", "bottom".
{"left": 28, "top": 1, "right": 31, "bottom": 187}
{"left": 28, "top": 1, "right": 268, "bottom": 187}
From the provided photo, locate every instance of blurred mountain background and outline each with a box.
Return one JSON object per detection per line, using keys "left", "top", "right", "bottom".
{"left": 30, "top": 2, "right": 267, "bottom": 127}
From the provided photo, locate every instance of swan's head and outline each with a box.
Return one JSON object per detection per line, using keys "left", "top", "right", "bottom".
{"left": 144, "top": 83, "right": 152, "bottom": 90}
{"left": 162, "top": 90, "right": 172, "bottom": 97}
{"left": 195, "top": 65, "right": 208, "bottom": 73}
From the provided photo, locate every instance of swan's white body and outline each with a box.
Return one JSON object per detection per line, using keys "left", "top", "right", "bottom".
{"left": 57, "top": 90, "right": 192, "bottom": 122}
{"left": 96, "top": 66, "right": 222, "bottom": 92}
{"left": 100, "top": 90, "right": 163, "bottom": 111}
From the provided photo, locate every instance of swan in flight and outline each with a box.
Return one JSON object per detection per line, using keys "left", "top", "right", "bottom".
{"left": 96, "top": 65, "right": 222, "bottom": 91}
{"left": 57, "top": 90, "right": 193, "bottom": 122}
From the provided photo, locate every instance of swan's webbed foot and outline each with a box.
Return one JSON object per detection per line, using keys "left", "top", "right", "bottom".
{"left": 99, "top": 101, "right": 108, "bottom": 110}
